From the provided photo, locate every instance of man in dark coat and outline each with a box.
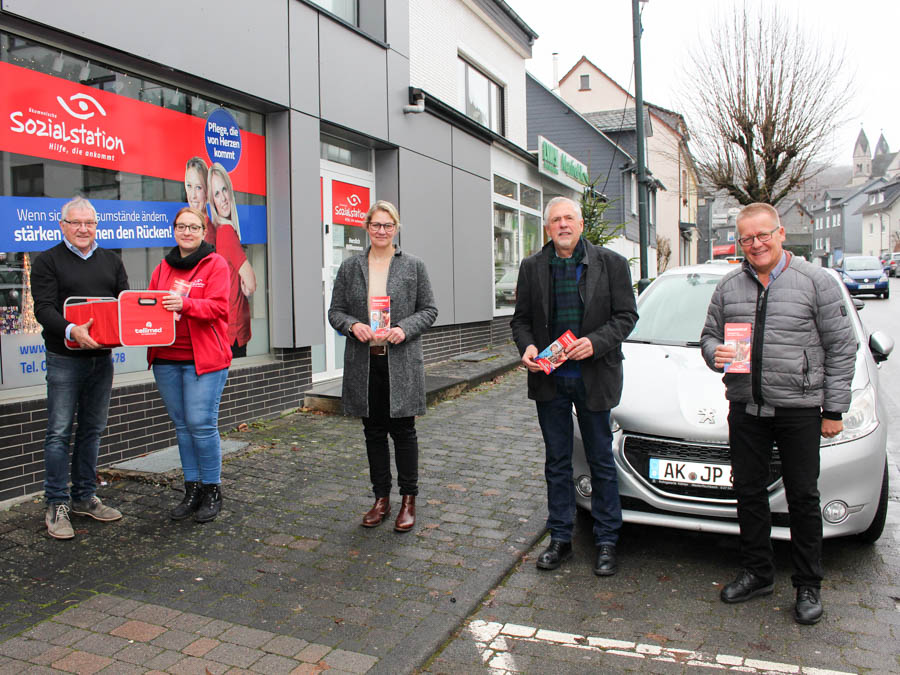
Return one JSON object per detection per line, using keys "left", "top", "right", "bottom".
{"left": 511, "top": 197, "right": 637, "bottom": 576}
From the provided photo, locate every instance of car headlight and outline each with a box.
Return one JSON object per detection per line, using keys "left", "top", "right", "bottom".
{"left": 821, "top": 383, "right": 878, "bottom": 445}
{"left": 880, "top": 274, "right": 889, "bottom": 282}
{"left": 842, "top": 273, "right": 854, "bottom": 283}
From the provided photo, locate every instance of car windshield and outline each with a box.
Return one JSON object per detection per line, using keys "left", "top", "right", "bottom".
{"left": 628, "top": 273, "right": 722, "bottom": 345}
{"left": 844, "top": 257, "right": 881, "bottom": 271}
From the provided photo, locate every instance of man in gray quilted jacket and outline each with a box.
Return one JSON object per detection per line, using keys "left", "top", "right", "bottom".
{"left": 701, "top": 202, "right": 856, "bottom": 625}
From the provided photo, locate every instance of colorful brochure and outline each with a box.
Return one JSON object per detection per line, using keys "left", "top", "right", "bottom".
{"left": 724, "top": 323, "right": 752, "bottom": 373}
{"left": 370, "top": 296, "right": 390, "bottom": 339}
{"left": 535, "top": 330, "right": 577, "bottom": 374}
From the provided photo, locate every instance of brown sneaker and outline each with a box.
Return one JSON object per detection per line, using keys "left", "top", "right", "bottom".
{"left": 46, "top": 503, "right": 74, "bottom": 539}
{"left": 71, "top": 496, "right": 122, "bottom": 522}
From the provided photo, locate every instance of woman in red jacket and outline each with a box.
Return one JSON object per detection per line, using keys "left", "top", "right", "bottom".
{"left": 148, "top": 206, "right": 232, "bottom": 523}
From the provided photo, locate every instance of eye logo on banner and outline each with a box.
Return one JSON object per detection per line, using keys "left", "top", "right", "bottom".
{"left": 204, "top": 108, "right": 242, "bottom": 173}
{"left": 56, "top": 93, "right": 107, "bottom": 120}
{"left": 331, "top": 181, "right": 370, "bottom": 228}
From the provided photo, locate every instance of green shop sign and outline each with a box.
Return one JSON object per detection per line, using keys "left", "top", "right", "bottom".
{"left": 537, "top": 136, "right": 589, "bottom": 191}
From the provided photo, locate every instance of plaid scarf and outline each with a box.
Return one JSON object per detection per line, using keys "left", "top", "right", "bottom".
{"left": 549, "top": 237, "right": 585, "bottom": 340}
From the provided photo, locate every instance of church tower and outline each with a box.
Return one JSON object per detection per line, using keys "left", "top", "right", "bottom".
{"left": 851, "top": 128, "right": 871, "bottom": 186}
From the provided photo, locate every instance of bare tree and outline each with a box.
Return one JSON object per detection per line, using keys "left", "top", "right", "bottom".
{"left": 682, "top": 3, "right": 851, "bottom": 206}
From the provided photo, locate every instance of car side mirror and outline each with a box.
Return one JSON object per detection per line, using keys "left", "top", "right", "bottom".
{"left": 869, "top": 330, "right": 894, "bottom": 363}
{"left": 853, "top": 298, "right": 865, "bottom": 311}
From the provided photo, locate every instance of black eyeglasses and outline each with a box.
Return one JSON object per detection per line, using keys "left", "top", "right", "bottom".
{"left": 174, "top": 223, "right": 204, "bottom": 233}
{"left": 738, "top": 225, "right": 780, "bottom": 247}
{"left": 63, "top": 219, "right": 97, "bottom": 229}
{"left": 368, "top": 222, "right": 396, "bottom": 232}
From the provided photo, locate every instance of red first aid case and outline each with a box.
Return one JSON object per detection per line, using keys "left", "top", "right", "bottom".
{"left": 117, "top": 290, "right": 176, "bottom": 347}
{"left": 64, "top": 297, "right": 121, "bottom": 349}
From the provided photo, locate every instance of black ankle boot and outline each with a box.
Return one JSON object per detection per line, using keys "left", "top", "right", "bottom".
{"left": 193, "top": 484, "right": 222, "bottom": 523}
{"left": 171, "top": 481, "right": 203, "bottom": 521}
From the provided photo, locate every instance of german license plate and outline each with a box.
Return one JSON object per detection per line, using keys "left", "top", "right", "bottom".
{"left": 648, "top": 458, "right": 732, "bottom": 488}
{"left": 859, "top": 284, "right": 875, "bottom": 290}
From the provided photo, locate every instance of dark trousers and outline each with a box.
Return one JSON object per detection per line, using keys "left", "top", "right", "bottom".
{"left": 535, "top": 376, "right": 621, "bottom": 546}
{"left": 44, "top": 351, "right": 114, "bottom": 504}
{"left": 361, "top": 354, "right": 419, "bottom": 498}
{"left": 728, "top": 403, "right": 824, "bottom": 588}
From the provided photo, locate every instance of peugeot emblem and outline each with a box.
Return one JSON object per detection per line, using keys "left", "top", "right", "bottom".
{"left": 697, "top": 408, "right": 716, "bottom": 424}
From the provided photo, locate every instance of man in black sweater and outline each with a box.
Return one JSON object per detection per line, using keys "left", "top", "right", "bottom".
{"left": 31, "top": 196, "right": 129, "bottom": 539}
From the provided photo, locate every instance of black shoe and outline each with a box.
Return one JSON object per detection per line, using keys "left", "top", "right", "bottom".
{"left": 171, "top": 481, "right": 203, "bottom": 521}
{"left": 794, "top": 586, "right": 823, "bottom": 625}
{"left": 536, "top": 540, "right": 572, "bottom": 570}
{"left": 720, "top": 570, "right": 774, "bottom": 604}
{"left": 593, "top": 544, "right": 618, "bottom": 576}
{"left": 193, "top": 484, "right": 222, "bottom": 523}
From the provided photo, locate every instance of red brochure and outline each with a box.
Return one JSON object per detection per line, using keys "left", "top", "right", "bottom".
{"left": 370, "top": 296, "right": 390, "bottom": 339}
{"left": 535, "top": 330, "right": 577, "bottom": 374}
{"left": 724, "top": 323, "right": 752, "bottom": 373}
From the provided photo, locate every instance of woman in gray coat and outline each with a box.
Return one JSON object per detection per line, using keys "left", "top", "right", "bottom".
{"left": 328, "top": 201, "right": 438, "bottom": 532}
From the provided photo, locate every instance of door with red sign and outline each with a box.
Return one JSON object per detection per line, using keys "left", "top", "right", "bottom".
{"left": 313, "top": 168, "right": 375, "bottom": 381}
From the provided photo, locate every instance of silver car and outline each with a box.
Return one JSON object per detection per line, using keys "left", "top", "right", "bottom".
{"left": 573, "top": 265, "right": 893, "bottom": 542}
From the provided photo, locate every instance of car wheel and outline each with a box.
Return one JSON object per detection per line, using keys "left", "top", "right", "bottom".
{"left": 856, "top": 459, "right": 889, "bottom": 544}
{"left": 884, "top": 290, "right": 890, "bottom": 300}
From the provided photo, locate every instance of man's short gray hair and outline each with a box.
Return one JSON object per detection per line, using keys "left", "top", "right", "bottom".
{"left": 61, "top": 196, "right": 97, "bottom": 222}
{"left": 736, "top": 202, "right": 780, "bottom": 228}
{"left": 543, "top": 196, "right": 583, "bottom": 224}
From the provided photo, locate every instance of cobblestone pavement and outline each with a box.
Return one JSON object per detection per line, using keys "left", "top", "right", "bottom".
{"left": 0, "top": 365, "right": 549, "bottom": 674}
{"left": 425, "top": 507, "right": 900, "bottom": 674}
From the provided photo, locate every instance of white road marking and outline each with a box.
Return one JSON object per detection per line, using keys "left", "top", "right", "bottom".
{"left": 466, "top": 620, "right": 854, "bottom": 674}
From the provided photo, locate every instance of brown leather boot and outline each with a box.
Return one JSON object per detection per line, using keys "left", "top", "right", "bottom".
{"left": 394, "top": 495, "right": 416, "bottom": 532}
{"left": 362, "top": 497, "right": 390, "bottom": 527}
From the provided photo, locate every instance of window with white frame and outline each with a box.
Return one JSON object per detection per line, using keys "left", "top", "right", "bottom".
{"left": 458, "top": 57, "right": 504, "bottom": 135}
{"left": 580, "top": 74, "right": 590, "bottom": 90}
{"left": 492, "top": 175, "right": 542, "bottom": 313}
{"left": 307, "top": 0, "right": 357, "bottom": 24}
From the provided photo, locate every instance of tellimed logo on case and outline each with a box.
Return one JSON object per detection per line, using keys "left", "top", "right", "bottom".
{"left": 134, "top": 321, "right": 163, "bottom": 335}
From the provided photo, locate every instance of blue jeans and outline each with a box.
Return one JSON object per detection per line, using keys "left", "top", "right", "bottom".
{"left": 536, "top": 376, "right": 622, "bottom": 546}
{"left": 44, "top": 351, "right": 114, "bottom": 504}
{"left": 153, "top": 364, "right": 228, "bottom": 484}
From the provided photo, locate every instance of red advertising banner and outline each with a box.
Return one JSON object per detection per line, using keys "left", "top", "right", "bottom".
{"left": 713, "top": 244, "right": 736, "bottom": 256}
{"left": 332, "top": 180, "right": 370, "bottom": 227}
{"left": 0, "top": 61, "right": 266, "bottom": 195}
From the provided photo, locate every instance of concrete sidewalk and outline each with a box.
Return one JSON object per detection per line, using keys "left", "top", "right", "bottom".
{"left": 0, "top": 344, "right": 547, "bottom": 674}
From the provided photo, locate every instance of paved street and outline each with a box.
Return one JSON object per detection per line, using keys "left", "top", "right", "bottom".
{"left": 0, "top": 351, "right": 550, "bottom": 674}
{"left": 1, "top": 281, "right": 899, "bottom": 674}
{"left": 428, "top": 278, "right": 900, "bottom": 675}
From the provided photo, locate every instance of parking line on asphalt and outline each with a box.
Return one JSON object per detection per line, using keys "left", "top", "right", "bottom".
{"left": 467, "top": 620, "right": 854, "bottom": 674}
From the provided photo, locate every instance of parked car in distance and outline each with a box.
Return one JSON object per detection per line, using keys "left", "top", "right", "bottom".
{"left": 837, "top": 255, "right": 890, "bottom": 299}
{"left": 890, "top": 252, "right": 900, "bottom": 277}
{"left": 572, "top": 265, "right": 894, "bottom": 543}
{"left": 494, "top": 268, "right": 518, "bottom": 309}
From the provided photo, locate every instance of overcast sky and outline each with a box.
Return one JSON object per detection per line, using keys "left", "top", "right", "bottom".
{"left": 508, "top": 0, "right": 900, "bottom": 167}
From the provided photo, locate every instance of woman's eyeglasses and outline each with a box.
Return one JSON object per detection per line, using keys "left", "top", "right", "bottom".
{"left": 174, "top": 223, "right": 204, "bottom": 233}
{"left": 368, "top": 222, "right": 396, "bottom": 232}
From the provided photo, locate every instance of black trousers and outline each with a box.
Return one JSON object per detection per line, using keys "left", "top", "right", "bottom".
{"left": 361, "top": 354, "right": 419, "bottom": 498}
{"left": 728, "top": 403, "right": 823, "bottom": 588}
